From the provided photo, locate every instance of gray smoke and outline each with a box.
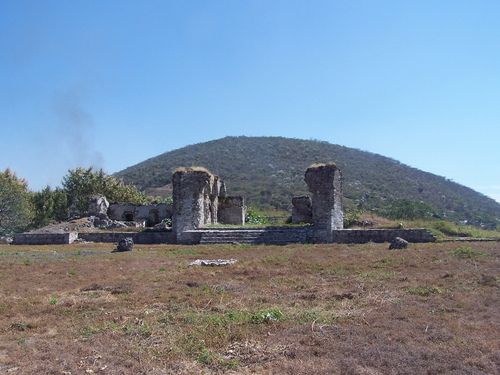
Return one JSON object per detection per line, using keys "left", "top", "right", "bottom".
{"left": 53, "top": 88, "right": 104, "bottom": 169}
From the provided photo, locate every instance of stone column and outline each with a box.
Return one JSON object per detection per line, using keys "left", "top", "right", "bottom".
{"left": 304, "top": 163, "right": 343, "bottom": 242}
{"left": 172, "top": 167, "right": 214, "bottom": 243}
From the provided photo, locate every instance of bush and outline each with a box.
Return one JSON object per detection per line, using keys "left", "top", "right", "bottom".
{"left": 0, "top": 169, "right": 33, "bottom": 235}
{"left": 385, "top": 199, "right": 437, "bottom": 220}
{"left": 245, "top": 208, "right": 269, "bottom": 225}
{"left": 31, "top": 186, "right": 68, "bottom": 227}
{"left": 62, "top": 167, "right": 150, "bottom": 215}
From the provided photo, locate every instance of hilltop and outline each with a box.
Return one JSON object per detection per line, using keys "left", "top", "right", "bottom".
{"left": 115, "top": 136, "right": 500, "bottom": 227}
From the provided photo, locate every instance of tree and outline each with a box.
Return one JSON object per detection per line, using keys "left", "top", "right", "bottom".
{"left": 61, "top": 167, "right": 150, "bottom": 215}
{"left": 0, "top": 169, "right": 33, "bottom": 236}
{"left": 385, "top": 199, "right": 438, "bottom": 220}
{"left": 31, "top": 186, "right": 68, "bottom": 227}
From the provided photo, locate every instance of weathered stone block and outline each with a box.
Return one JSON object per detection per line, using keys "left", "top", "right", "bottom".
{"left": 172, "top": 167, "right": 215, "bottom": 243}
{"left": 291, "top": 196, "right": 312, "bottom": 224}
{"left": 218, "top": 196, "right": 246, "bottom": 225}
{"left": 88, "top": 195, "right": 109, "bottom": 216}
{"left": 305, "top": 163, "right": 343, "bottom": 242}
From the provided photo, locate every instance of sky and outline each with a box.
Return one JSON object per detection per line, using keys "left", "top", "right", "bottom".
{"left": 1, "top": 0, "right": 499, "bottom": 202}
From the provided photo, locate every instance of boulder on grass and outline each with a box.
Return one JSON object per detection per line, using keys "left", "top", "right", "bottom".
{"left": 115, "top": 237, "right": 134, "bottom": 252}
{"left": 389, "top": 237, "right": 409, "bottom": 250}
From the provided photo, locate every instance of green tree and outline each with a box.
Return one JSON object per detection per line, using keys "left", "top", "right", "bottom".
{"left": 62, "top": 167, "right": 150, "bottom": 214}
{"left": 0, "top": 169, "right": 33, "bottom": 235}
{"left": 31, "top": 186, "right": 68, "bottom": 227}
{"left": 385, "top": 199, "right": 437, "bottom": 220}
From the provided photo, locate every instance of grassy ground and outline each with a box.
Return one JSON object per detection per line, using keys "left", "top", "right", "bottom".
{"left": 0, "top": 241, "right": 498, "bottom": 374}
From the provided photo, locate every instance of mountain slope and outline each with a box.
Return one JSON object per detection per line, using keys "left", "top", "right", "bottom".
{"left": 115, "top": 136, "right": 500, "bottom": 227}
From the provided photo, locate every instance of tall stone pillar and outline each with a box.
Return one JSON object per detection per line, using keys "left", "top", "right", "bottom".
{"left": 304, "top": 163, "right": 343, "bottom": 242}
{"left": 172, "top": 167, "right": 214, "bottom": 243}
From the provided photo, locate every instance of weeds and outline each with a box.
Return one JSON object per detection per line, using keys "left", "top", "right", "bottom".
{"left": 452, "top": 246, "right": 486, "bottom": 259}
{"left": 405, "top": 286, "right": 442, "bottom": 296}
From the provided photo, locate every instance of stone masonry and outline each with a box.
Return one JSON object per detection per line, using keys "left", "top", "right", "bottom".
{"left": 305, "top": 163, "right": 343, "bottom": 242}
{"left": 291, "top": 196, "right": 313, "bottom": 224}
{"left": 218, "top": 196, "right": 246, "bottom": 225}
{"left": 172, "top": 167, "right": 216, "bottom": 243}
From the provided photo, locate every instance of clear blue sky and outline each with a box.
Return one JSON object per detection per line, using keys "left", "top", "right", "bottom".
{"left": 1, "top": 0, "right": 499, "bottom": 202}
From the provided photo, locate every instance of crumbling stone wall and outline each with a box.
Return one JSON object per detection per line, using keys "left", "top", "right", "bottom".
{"left": 218, "top": 196, "right": 246, "bottom": 225}
{"left": 172, "top": 167, "right": 215, "bottom": 242}
{"left": 108, "top": 203, "right": 172, "bottom": 226}
{"left": 291, "top": 196, "right": 312, "bottom": 224}
{"left": 305, "top": 163, "right": 343, "bottom": 242}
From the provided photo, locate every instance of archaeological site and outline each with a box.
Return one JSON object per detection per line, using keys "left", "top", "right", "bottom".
{"left": 12, "top": 163, "right": 436, "bottom": 246}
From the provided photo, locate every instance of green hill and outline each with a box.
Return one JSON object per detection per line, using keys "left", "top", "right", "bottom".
{"left": 115, "top": 136, "right": 500, "bottom": 228}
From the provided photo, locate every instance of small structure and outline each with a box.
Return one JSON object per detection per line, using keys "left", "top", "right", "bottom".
{"left": 305, "top": 163, "right": 343, "bottom": 242}
{"left": 218, "top": 196, "right": 246, "bottom": 225}
{"left": 291, "top": 196, "right": 313, "bottom": 224}
{"left": 108, "top": 203, "right": 172, "bottom": 227}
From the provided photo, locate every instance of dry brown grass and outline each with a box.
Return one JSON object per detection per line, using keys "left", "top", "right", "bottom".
{"left": 0, "top": 241, "right": 498, "bottom": 374}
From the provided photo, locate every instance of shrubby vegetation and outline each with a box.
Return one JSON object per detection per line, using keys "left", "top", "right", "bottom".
{"left": 0, "top": 167, "right": 153, "bottom": 234}
{"left": 32, "top": 186, "right": 68, "bottom": 228}
{"left": 383, "top": 199, "right": 437, "bottom": 220}
{"left": 0, "top": 169, "right": 34, "bottom": 236}
{"left": 62, "top": 167, "right": 150, "bottom": 214}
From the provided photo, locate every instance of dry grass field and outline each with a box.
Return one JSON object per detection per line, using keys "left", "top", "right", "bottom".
{"left": 0, "top": 241, "right": 498, "bottom": 374}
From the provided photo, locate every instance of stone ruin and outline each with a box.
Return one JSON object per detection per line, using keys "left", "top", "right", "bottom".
{"left": 172, "top": 167, "right": 246, "bottom": 243}
{"left": 291, "top": 196, "right": 312, "bottom": 224}
{"left": 12, "top": 162, "right": 437, "bottom": 245}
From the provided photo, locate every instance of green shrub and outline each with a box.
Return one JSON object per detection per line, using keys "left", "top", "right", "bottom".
{"left": 452, "top": 246, "right": 485, "bottom": 259}
{"left": 245, "top": 208, "right": 269, "bottom": 225}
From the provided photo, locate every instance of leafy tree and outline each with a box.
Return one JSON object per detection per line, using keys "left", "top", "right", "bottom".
{"left": 62, "top": 167, "right": 150, "bottom": 214}
{"left": 385, "top": 199, "right": 438, "bottom": 220}
{"left": 31, "top": 186, "right": 68, "bottom": 227}
{"left": 0, "top": 169, "right": 33, "bottom": 235}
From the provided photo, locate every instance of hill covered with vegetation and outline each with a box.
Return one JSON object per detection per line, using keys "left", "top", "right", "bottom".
{"left": 115, "top": 136, "right": 500, "bottom": 228}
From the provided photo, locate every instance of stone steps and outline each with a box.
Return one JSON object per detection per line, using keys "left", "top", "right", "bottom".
{"left": 198, "top": 229, "right": 310, "bottom": 244}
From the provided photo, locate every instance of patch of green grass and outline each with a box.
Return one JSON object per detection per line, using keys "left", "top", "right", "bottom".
{"left": 158, "top": 266, "right": 166, "bottom": 272}
{"left": 373, "top": 258, "right": 401, "bottom": 268}
{"left": 250, "top": 308, "right": 284, "bottom": 324}
{"left": 80, "top": 325, "right": 102, "bottom": 338}
{"left": 66, "top": 269, "right": 76, "bottom": 276}
{"left": 358, "top": 270, "right": 396, "bottom": 281}
{"left": 405, "top": 286, "right": 442, "bottom": 296}
{"left": 48, "top": 296, "right": 58, "bottom": 305}
{"left": 452, "top": 246, "right": 486, "bottom": 259}
{"left": 23, "top": 258, "right": 31, "bottom": 266}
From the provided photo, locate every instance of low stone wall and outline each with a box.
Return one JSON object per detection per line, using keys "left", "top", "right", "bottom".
{"left": 78, "top": 231, "right": 176, "bottom": 244}
{"left": 332, "top": 229, "right": 436, "bottom": 244}
{"left": 13, "top": 232, "right": 78, "bottom": 245}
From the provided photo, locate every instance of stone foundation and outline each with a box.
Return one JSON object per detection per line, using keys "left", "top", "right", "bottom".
{"left": 332, "top": 229, "right": 436, "bottom": 244}
{"left": 13, "top": 232, "right": 78, "bottom": 245}
{"left": 108, "top": 203, "right": 172, "bottom": 226}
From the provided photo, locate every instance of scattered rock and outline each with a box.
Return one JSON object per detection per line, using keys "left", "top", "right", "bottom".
{"left": 478, "top": 274, "right": 497, "bottom": 286}
{"left": 151, "top": 222, "right": 170, "bottom": 231}
{"left": 389, "top": 237, "right": 409, "bottom": 250}
{"left": 189, "top": 259, "right": 237, "bottom": 266}
{"left": 0, "top": 236, "right": 13, "bottom": 244}
{"left": 441, "top": 272, "right": 453, "bottom": 279}
{"left": 114, "top": 238, "right": 134, "bottom": 252}
{"left": 333, "top": 292, "right": 354, "bottom": 300}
